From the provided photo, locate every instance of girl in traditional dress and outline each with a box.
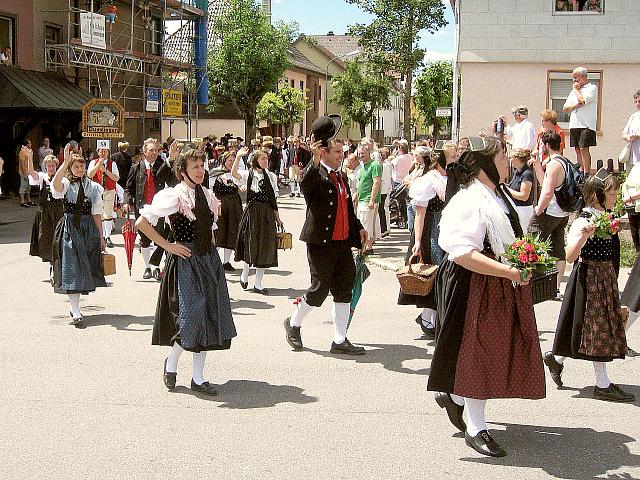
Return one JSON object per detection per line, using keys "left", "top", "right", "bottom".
{"left": 428, "top": 136, "right": 545, "bottom": 458}
{"left": 210, "top": 150, "right": 244, "bottom": 272}
{"left": 231, "top": 146, "right": 283, "bottom": 294}
{"left": 544, "top": 170, "right": 635, "bottom": 402}
{"left": 51, "top": 145, "right": 107, "bottom": 325}
{"left": 136, "top": 148, "right": 236, "bottom": 396}
{"left": 28, "top": 154, "right": 64, "bottom": 269}
{"left": 398, "top": 143, "right": 456, "bottom": 339}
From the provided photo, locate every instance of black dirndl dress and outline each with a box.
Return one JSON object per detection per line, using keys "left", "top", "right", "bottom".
{"left": 153, "top": 211, "right": 237, "bottom": 352}
{"left": 234, "top": 174, "right": 278, "bottom": 268}
{"left": 554, "top": 221, "right": 627, "bottom": 362}
{"left": 211, "top": 177, "right": 243, "bottom": 250}
{"left": 29, "top": 179, "right": 63, "bottom": 262}
{"left": 397, "top": 195, "right": 445, "bottom": 309}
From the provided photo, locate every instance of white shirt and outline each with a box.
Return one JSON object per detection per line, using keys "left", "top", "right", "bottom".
{"left": 545, "top": 155, "right": 570, "bottom": 218}
{"left": 409, "top": 170, "right": 447, "bottom": 207}
{"left": 381, "top": 160, "right": 392, "bottom": 195}
{"left": 238, "top": 169, "right": 279, "bottom": 197}
{"left": 623, "top": 111, "right": 640, "bottom": 165}
{"left": 89, "top": 158, "right": 120, "bottom": 178}
{"left": 564, "top": 83, "right": 598, "bottom": 130}
{"left": 506, "top": 118, "right": 536, "bottom": 151}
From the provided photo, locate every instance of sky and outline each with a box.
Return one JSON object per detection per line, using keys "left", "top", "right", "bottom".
{"left": 270, "top": 0, "right": 455, "bottom": 62}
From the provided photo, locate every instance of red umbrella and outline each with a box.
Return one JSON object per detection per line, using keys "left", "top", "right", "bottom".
{"left": 122, "top": 214, "right": 137, "bottom": 276}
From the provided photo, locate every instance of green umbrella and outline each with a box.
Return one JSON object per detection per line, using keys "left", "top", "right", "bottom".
{"left": 347, "top": 251, "right": 371, "bottom": 331}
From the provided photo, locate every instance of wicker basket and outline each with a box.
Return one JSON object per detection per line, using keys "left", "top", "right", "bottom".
{"left": 396, "top": 255, "right": 438, "bottom": 296}
{"left": 276, "top": 229, "right": 293, "bottom": 250}
{"left": 531, "top": 268, "right": 557, "bottom": 305}
{"left": 102, "top": 252, "right": 116, "bottom": 276}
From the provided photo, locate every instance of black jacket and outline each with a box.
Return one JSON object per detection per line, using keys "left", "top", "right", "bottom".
{"left": 124, "top": 158, "right": 174, "bottom": 216}
{"left": 299, "top": 162, "right": 363, "bottom": 248}
{"left": 111, "top": 150, "right": 132, "bottom": 189}
{"left": 287, "top": 146, "right": 312, "bottom": 169}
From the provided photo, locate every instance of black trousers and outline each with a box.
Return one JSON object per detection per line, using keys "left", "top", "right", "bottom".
{"left": 139, "top": 218, "right": 167, "bottom": 267}
{"left": 305, "top": 240, "right": 355, "bottom": 307}
{"left": 629, "top": 211, "right": 640, "bottom": 252}
{"left": 378, "top": 193, "right": 388, "bottom": 233}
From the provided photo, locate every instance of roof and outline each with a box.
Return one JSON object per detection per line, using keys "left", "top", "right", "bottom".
{"left": 306, "top": 35, "right": 361, "bottom": 60}
{"left": 286, "top": 46, "right": 326, "bottom": 76}
{"left": 0, "top": 66, "right": 94, "bottom": 110}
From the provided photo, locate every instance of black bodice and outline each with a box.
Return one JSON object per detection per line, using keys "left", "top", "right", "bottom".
{"left": 579, "top": 211, "right": 615, "bottom": 262}
{"left": 426, "top": 195, "right": 446, "bottom": 213}
{"left": 63, "top": 198, "right": 92, "bottom": 214}
{"left": 169, "top": 211, "right": 216, "bottom": 243}
{"left": 211, "top": 177, "right": 239, "bottom": 197}
{"left": 39, "top": 182, "right": 61, "bottom": 207}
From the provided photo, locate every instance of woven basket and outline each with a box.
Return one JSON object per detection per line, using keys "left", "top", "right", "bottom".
{"left": 396, "top": 255, "right": 438, "bottom": 296}
{"left": 531, "top": 268, "right": 557, "bottom": 304}
{"left": 276, "top": 229, "right": 293, "bottom": 250}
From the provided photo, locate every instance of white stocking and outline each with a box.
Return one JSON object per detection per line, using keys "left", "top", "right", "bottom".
{"left": 223, "top": 248, "right": 232, "bottom": 264}
{"left": 166, "top": 343, "right": 184, "bottom": 373}
{"left": 450, "top": 393, "right": 465, "bottom": 406}
{"left": 464, "top": 398, "right": 488, "bottom": 437}
{"left": 593, "top": 361, "right": 611, "bottom": 388}
{"left": 254, "top": 268, "right": 265, "bottom": 290}
{"left": 192, "top": 352, "right": 207, "bottom": 385}
{"left": 421, "top": 308, "right": 436, "bottom": 327}
{"left": 555, "top": 355, "right": 566, "bottom": 365}
{"left": 141, "top": 246, "right": 153, "bottom": 269}
{"left": 290, "top": 297, "right": 313, "bottom": 327}
{"left": 241, "top": 262, "right": 250, "bottom": 284}
{"left": 68, "top": 293, "right": 81, "bottom": 319}
{"left": 102, "top": 220, "right": 113, "bottom": 239}
{"left": 332, "top": 302, "right": 350, "bottom": 344}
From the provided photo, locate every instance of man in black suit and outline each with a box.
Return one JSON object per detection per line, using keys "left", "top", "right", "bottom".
{"left": 123, "top": 138, "right": 174, "bottom": 280}
{"left": 111, "top": 141, "right": 132, "bottom": 190}
{"left": 284, "top": 118, "right": 368, "bottom": 355}
{"left": 287, "top": 135, "right": 312, "bottom": 197}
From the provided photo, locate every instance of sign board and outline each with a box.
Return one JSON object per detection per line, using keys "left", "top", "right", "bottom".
{"left": 162, "top": 89, "right": 183, "bottom": 116}
{"left": 146, "top": 88, "right": 160, "bottom": 112}
{"left": 436, "top": 107, "right": 452, "bottom": 118}
{"left": 80, "top": 12, "right": 106, "bottom": 49}
{"left": 82, "top": 99, "right": 125, "bottom": 138}
{"left": 96, "top": 139, "right": 111, "bottom": 151}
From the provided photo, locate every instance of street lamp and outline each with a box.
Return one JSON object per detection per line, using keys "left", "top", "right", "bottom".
{"left": 324, "top": 49, "right": 360, "bottom": 113}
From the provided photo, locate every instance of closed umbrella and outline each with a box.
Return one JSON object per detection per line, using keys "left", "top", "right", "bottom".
{"left": 347, "top": 251, "right": 370, "bottom": 331}
{"left": 122, "top": 213, "right": 137, "bottom": 276}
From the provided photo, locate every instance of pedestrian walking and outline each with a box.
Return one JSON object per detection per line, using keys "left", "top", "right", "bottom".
{"left": 87, "top": 144, "right": 119, "bottom": 248}
{"left": 18, "top": 139, "right": 34, "bottom": 207}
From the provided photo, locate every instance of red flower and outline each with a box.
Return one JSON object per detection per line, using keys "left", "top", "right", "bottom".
{"left": 611, "top": 219, "right": 620, "bottom": 232}
{"left": 528, "top": 253, "right": 539, "bottom": 262}
{"left": 515, "top": 240, "right": 524, "bottom": 247}
{"left": 524, "top": 243, "right": 535, "bottom": 252}
{"left": 519, "top": 253, "right": 529, "bottom": 263}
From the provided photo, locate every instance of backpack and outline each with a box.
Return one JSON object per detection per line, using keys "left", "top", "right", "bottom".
{"left": 553, "top": 155, "right": 586, "bottom": 213}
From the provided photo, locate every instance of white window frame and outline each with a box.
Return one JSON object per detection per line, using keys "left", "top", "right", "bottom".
{"left": 552, "top": 0, "right": 605, "bottom": 15}
{"left": 547, "top": 69, "right": 603, "bottom": 132}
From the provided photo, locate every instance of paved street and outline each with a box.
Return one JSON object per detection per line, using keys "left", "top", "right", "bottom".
{"left": 0, "top": 195, "right": 639, "bottom": 480}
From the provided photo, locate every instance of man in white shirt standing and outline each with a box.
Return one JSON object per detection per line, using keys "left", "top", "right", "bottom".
{"left": 88, "top": 145, "right": 119, "bottom": 247}
{"left": 503, "top": 105, "right": 536, "bottom": 151}
{"left": 563, "top": 66, "right": 598, "bottom": 175}
{"left": 38, "top": 137, "right": 50, "bottom": 172}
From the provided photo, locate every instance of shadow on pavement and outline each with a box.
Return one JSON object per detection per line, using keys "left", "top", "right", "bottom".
{"left": 77, "top": 313, "right": 155, "bottom": 331}
{"left": 170, "top": 380, "right": 318, "bottom": 409}
{"left": 257, "top": 287, "right": 306, "bottom": 299}
{"left": 230, "top": 298, "right": 274, "bottom": 311}
{"left": 560, "top": 383, "right": 640, "bottom": 408}
{"left": 305, "top": 343, "right": 431, "bottom": 376}
{"left": 462, "top": 421, "right": 640, "bottom": 480}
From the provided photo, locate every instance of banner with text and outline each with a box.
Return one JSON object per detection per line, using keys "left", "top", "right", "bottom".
{"left": 162, "top": 89, "right": 183, "bottom": 116}
{"left": 80, "top": 12, "right": 106, "bottom": 49}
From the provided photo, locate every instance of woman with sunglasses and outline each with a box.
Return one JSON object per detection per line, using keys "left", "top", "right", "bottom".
{"left": 428, "top": 136, "right": 545, "bottom": 458}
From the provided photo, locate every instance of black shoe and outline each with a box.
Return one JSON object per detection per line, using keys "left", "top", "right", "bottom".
{"left": 143, "top": 268, "right": 152, "bottom": 279}
{"left": 465, "top": 430, "right": 507, "bottom": 457}
{"left": 434, "top": 392, "right": 466, "bottom": 433}
{"left": 543, "top": 351, "right": 564, "bottom": 388}
{"left": 163, "top": 358, "right": 176, "bottom": 390}
{"left": 69, "top": 311, "right": 83, "bottom": 326}
{"left": 296, "top": 193, "right": 301, "bottom": 198}
{"left": 554, "top": 289, "right": 563, "bottom": 301}
{"left": 626, "top": 346, "right": 640, "bottom": 357}
{"left": 240, "top": 280, "right": 248, "bottom": 289}
{"left": 191, "top": 379, "right": 218, "bottom": 396}
{"left": 223, "top": 262, "right": 235, "bottom": 272}
{"left": 284, "top": 318, "right": 303, "bottom": 350}
{"left": 290, "top": 192, "right": 295, "bottom": 197}
{"left": 593, "top": 383, "right": 636, "bottom": 403}
{"left": 153, "top": 268, "right": 162, "bottom": 282}
{"left": 253, "top": 287, "right": 269, "bottom": 295}
{"left": 414, "top": 315, "right": 436, "bottom": 339}
{"left": 106, "top": 237, "right": 114, "bottom": 248}
{"left": 330, "top": 338, "right": 366, "bottom": 355}
{"left": 20, "top": 203, "right": 30, "bottom": 208}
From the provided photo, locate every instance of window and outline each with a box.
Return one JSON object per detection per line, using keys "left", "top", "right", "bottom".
{"left": 318, "top": 84, "right": 322, "bottom": 101}
{"left": 290, "top": 79, "right": 294, "bottom": 88}
{"left": 0, "top": 15, "right": 15, "bottom": 65}
{"left": 150, "top": 18, "right": 162, "bottom": 55}
{"left": 553, "top": 0, "right": 604, "bottom": 14}
{"left": 299, "top": 80, "right": 304, "bottom": 92}
{"left": 547, "top": 70, "right": 603, "bottom": 131}
{"left": 45, "top": 24, "right": 62, "bottom": 45}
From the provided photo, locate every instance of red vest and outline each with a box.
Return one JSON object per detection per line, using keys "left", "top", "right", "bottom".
{"left": 92, "top": 159, "right": 116, "bottom": 190}
{"left": 330, "top": 171, "right": 349, "bottom": 241}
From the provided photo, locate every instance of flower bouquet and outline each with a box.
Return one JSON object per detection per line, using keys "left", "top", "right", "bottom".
{"left": 592, "top": 211, "right": 621, "bottom": 239}
{"left": 504, "top": 233, "right": 558, "bottom": 281}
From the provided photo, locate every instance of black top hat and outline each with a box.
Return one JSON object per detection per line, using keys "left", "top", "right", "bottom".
{"left": 310, "top": 115, "right": 342, "bottom": 147}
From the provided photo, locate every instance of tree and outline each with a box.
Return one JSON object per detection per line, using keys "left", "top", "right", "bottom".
{"left": 207, "top": 0, "right": 297, "bottom": 140}
{"left": 414, "top": 61, "right": 454, "bottom": 140}
{"left": 347, "top": 0, "right": 447, "bottom": 140}
{"left": 330, "top": 59, "right": 394, "bottom": 138}
{"left": 256, "top": 86, "right": 310, "bottom": 137}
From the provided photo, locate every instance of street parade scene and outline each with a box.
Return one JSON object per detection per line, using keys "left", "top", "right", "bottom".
{"left": 0, "top": 0, "right": 638, "bottom": 478}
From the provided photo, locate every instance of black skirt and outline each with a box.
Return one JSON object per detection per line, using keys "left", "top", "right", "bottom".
{"left": 215, "top": 192, "right": 243, "bottom": 249}
{"left": 234, "top": 201, "right": 278, "bottom": 268}
{"left": 29, "top": 201, "right": 64, "bottom": 262}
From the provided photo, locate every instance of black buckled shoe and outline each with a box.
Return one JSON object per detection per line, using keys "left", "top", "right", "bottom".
{"left": 163, "top": 358, "right": 177, "bottom": 390}
{"left": 240, "top": 280, "right": 248, "bottom": 290}
{"left": 543, "top": 351, "right": 564, "bottom": 388}
{"left": 330, "top": 338, "right": 366, "bottom": 355}
{"left": 223, "top": 262, "right": 235, "bottom": 272}
{"left": 465, "top": 430, "right": 507, "bottom": 457}
{"left": 593, "top": 383, "right": 636, "bottom": 403}
{"left": 191, "top": 380, "right": 218, "bottom": 396}
{"left": 153, "top": 268, "right": 162, "bottom": 282}
{"left": 434, "top": 392, "right": 466, "bottom": 433}
{"left": 143, "top": 268, "right": 153, "bottom": 279}
{"left": 284, "top": 318, "right": 303, "bottom": 351}
{"left": 626, "top": 346, "right": 640, "bottom": 357}
{"left": 105, "top": 237, "right": 114, "bottom": 248}
{"left": 414, "top": 315, "right": 436, "bottom": 340}
{"left": 253, "top": 287, "right": 269, "bottom": 295}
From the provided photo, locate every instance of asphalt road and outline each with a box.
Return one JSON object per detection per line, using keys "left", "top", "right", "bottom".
{"left": 0, "top": 195, "right": 638, "bottom": 480}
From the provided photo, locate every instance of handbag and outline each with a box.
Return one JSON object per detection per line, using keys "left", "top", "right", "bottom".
{"left": 396, "top": 254, "right": 438, "bottom": 296}
{"left": 619, "top": 143, "right": 632, "bottom": 164}
{"left": 101, "top": 252, "right": 116, "bottom": 276}
{"left": 276, "top": 225, "right": 293, "bottom": 250}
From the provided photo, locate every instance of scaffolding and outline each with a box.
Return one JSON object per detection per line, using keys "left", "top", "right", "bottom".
{"left": 42, "top": 0, "right": 209, "bottom": 142}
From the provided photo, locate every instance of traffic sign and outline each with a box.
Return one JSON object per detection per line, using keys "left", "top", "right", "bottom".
{"left": 436, "top": 107, "right": 452, "bottom": 118}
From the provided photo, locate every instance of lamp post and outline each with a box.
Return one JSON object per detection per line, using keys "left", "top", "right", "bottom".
{"left": 324, "top": 49, "right": 360, "bottom": 114}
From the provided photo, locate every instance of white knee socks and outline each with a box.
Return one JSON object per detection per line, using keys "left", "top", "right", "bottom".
{"left": 192, "top": 352, "right": 207, "bottom": 385}
{"left": 103, "top": 220, "right": 113, "bottom": 239}
{"left": 166, "top": 343, "right": 184, "bottom": 373}
{"left": 593, "top": 361, "right": 611, "bottom": 388}
{"left": 223, "top": 248, "right": 232, "bottom": 264}
{"left": 241, "top": 263, "right": 250, "bottom": 284}
{"left": 141, "top": 246, "right": 153, "bottom": 269}
{"left": 421, "top": 308, "right": 436, "bottom": 328}
{"left": 450, "top": 393, "right": 465, "bottom": 406}
{"left": 254, "top": 268, "right": 265, "bottom": 290}
{"left": 68, "top": 293, "right": 81, "bottom": 319}
{"left": 627, "top": 311, "right": 638, "bottom": 331}
{"left": 290, "top": 297, "right": 313, "bottom": 327}
{"left": 555, "top": 355, "right": 566, "bottom": 365}
{"left": 332, "top": 302, "right": 351, "bottom": 344}
{"left": 464, "top": 398, "right": 488, "bottom": 437}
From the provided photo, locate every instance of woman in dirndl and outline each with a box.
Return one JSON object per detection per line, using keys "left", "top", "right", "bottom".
{"left": 544, "top": 170, "right": 635, "bottom": 403}
{"left": 136, "top": 147, "right": 236, "bottom": 396}
{"left": 210, "top": 150, "right": 244, "bottom": 272}
{"left": 398, "top": 143, "right": 457, "bottom": 338}
{"left": 28, "top": 154, "right": 64, "bottom": 270}
{"left": 428, "top": 136, "right": 545, "bottom": 458}
{"left": 51, "top": 145, "right": 107, "bottom": 326}
{"left": 231, "top": 146, "right": 283, "bottom": 295}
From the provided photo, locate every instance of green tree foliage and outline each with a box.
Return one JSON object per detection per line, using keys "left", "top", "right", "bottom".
{"left": 256, "top": 86, "right": 310, "bottom": 137}
{"left": 347, "top": 0, "right": 447, "bottom": 139}
{"left": 207, "top": 0, "right": 297, "bottom": 140}
{"left": 330, "top": 59, "right": 394, "bottom": 138}
{"left": 414, "top": 61, "right": 454, "bottom": 140}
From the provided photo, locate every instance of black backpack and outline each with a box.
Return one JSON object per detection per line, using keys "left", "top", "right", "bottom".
{"left": 553, "top": 155, "right": 586, "bottom": 213}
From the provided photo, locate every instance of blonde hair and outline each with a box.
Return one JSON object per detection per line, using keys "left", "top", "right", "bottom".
{"left": 43, "top": 154, "right": 58, "bottom": 167}
{"left": 540, "top": 109, "right": 558, "bottom": 124}
{"left": 510, "top": 148, "right": 531, "bottom": 163}
{"left": 143, "top": 138, "right": 160, "bottom": 152}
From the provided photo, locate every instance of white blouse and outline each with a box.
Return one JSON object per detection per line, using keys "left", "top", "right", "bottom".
{"left": 28, "top": 172, "right": 52, "bottom": 189}
{"left": 140, "top": 182, "right": 219, "bottom": 229}
{"left": 216, "top": 171, "right": 245, "bottom": 187}
{"left": 238, "top": 169, "right": 279, "bottom": 197}
{"left": 409, "top": 170, "right": 447, "bottom": 207}
{"left": 566, "top": 207, "right": 600, "bottom": 247}
{"left": 51, "top": 177, "right": 104, "bottom": 215}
